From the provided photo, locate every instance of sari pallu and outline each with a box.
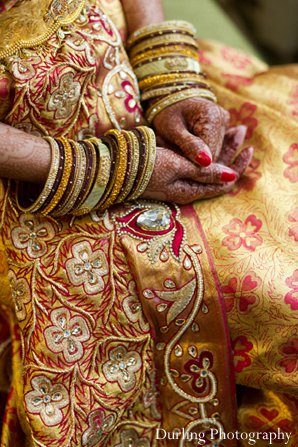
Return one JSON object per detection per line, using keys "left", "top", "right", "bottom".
{"left": 0, "top": 0, "right": 297, "bottom": 446}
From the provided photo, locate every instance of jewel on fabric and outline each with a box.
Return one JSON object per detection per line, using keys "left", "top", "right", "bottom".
{"left": 136, "top": 207, "right": 171, "bottom": 231}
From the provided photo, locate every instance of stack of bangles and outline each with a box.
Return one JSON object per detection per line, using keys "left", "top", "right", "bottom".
{"left": 127, "top": 20, "right": 217, "bottom": 123}
{"left": 16, "top": 127, "right": 156, "bottom": 217}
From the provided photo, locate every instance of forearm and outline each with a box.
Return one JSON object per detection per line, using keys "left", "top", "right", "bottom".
{"left": 121, "top": 0, "right": 165, "bottom": 34}
{"left": 0, "top": 123, "right": 51, "bottom": 183}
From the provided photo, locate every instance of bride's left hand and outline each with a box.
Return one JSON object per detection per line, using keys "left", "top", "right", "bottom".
{"left": 152, "top": 97, "right": 231, "bottom": 167}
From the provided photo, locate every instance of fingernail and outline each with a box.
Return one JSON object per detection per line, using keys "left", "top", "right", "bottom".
{"left": 195, "top": 151, "right": 212, "bottom": 167}
{"left": 221, "top": 170, "right": 237, "bottom": 182}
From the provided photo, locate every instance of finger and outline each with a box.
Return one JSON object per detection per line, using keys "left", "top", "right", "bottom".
{"left": 170, "top": 179, "right": 236, "bottom": 204}
{"left": 218, "top": 125, "right": 247, "bottom": 166}
{"left": 179, "top": 159, "right": 238, "bottom": 184}
{"left": 175, "top": 128, "right": 213, "bottom": 167}
{"left": 191, "top": 105, "right": 228, "bottom": 160}
{"left": 230, "top": 146, "right": 254, "bottom": 176}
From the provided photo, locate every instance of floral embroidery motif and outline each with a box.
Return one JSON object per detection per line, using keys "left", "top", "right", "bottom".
{"left": 223, "top": 74, "right": 253, "bottom": 92}
{"left": 65, "top": 240, "right": 109, "bottom": 295}
{"left": 122, "top": 281, "right": 149, "bottom": 331}
{"left": 115, "top": 428, "right": 150, "bottom": 447}
{"left": 288, "top": 207, "right": 298, "bottom": 242}
{"left": 11, "top": 214, "right": 55, "bottom": 258}
{"left": 184, "top": 351, "right": 213, "bottom": 395}
{"left": 249, "top": 407, "right": 292, "bottom": 433}
{"left": 102, "top": 345, "right": 142, "bottom": 392}
{"left": 232, "top": 336, "right": 253, "bottom": 373}
{"left": 82, "top": 409, "right": 115, "bottom": 446}
{"left": 278, "top": 338, "right": 298, "bottom": 374}
{"left": 44, "top": 307, "right": 90, "bottom": 363}
{"left": 222, "top": 272, "right": 261, "bottom": 314}
{"left": 284, "top": 269, "right": 298, "bottom": 311}
{"left": 221, "top": 47, "right": 252, "bottom": 70}
{"left": 229, "top": 102, "right": 258, "bottom": 140}
{"left": 283, "top": 143, "right": 298, "bottom": 183}
{"left": 24, "top": 375, "right": 69, "bottom": 426}
{"left": 121, "top": 79, "right": 141, "bottom": 115}
{"left": 8, "top": 270, "right": 30, "bottom": 321}
{"left": 48, "top": 72, "right": 81, "bottom": 119}
{"left": 222, "top": 214, "right": 263, "bottom": 252}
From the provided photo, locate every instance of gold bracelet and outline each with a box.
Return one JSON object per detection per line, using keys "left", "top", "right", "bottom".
{"left": 97, "top": 130, "right": 128, "bottom": 211}
{"left": 139, "top": 73, "right": 206, "bottom": 91}
{"left": 16, "top": 137, "right": 60, "bottom": 213}
{"left": 128, "top": 127, "right": 156, "bottom": 201}
{"left": 116, "top": 130, "right": 140, "bottom": 203}
{"left": 42, "top": 137, "right": 73, "bottom": 215}
{"left": 127, "top": 20, "right": 197, "bottom": 48}
{"left": 54, "top": 140, "right": 87, "bottom": 216}
{"left": 130, "top": 34, "right": 197, "bottom": 59}
{"left": 141, "top": 82, "right": 211, "bottom": 101}
{"left": 130, "top": 46, "right": 199, "bottom": 67}
{"left": 146, "top": 88, "right": 217, "bottom": 124}
{"left": 75, "top": 139, "right": 111, "bottom": 215}
{"left": 134, "top": 57, "right": 201, "bottom": 80}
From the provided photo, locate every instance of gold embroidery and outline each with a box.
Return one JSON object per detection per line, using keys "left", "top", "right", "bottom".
{"left": 0, "top": 0, "right": 85, "bottom": 59}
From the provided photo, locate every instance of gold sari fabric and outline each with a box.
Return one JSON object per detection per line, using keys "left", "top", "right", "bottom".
{"left": 0, "top": 1, "right": 297, "bottom": 446}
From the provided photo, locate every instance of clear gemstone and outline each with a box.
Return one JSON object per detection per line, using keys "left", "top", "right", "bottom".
{"left": 136, "top": 208, "right": 170, "bottom": 231}
{"left": 64, "top": 330, "right": 71, "bottom": 338}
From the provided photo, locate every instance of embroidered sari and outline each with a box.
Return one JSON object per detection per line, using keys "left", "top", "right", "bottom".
{"left": 0, "top": 1, "right": 297, "bottom": 446}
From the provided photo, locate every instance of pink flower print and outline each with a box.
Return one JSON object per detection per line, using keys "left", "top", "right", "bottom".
{"left": 223, "top": 74, "right": 253, "bottom": 92}
{"left": 25, "top": 375, "right": 69, "bottom": 426}
{"left": 278, "top": 338, "right": 298, "bottom": 373}
{"left": 288, "top": 207, "right": 298, "bottom": 242}
{"left": 284, "top": 269, "right": 298, "bottom": 310}
{"left": 102, "top": 345, "right": 142, "bottom": 392}
{"left": 288, "top": 84, "right": 298, "bottom": 119}
{"left": 222, "top": 272, "right": 260, "bottom": 314}
{"left": 66, "top": 240, "right": 109, "bottom": 295}
{"left": 221, "top": 47, "right": 252, "bottom": 70}
{"left": 283, "top": 143, "right": 298, "bottom": 183}
{"left": 198, "top": 49, "right": 211, "bottom": 66}
{"left": 44, "top": 308, "right": 90, "bottom": 363}
{"left": 82, "top": 409, "right": 115, "bottom": 447}
{"left": 11, "top": 214, "right": 55, "bottom": 258}
{"left": 222, "top": 214, "right": 263, "bottom": 252}
{"left": 249, "top": 407, "right": 292, "bottom": 434}
{"left": 8, "top": 271, "right": 30, "bottom": 321}
{"left": 229, "top": 102, "right": 258, "bottom": 140}
{"left": 232, "top": 336, "right": 253, "bottom": 373}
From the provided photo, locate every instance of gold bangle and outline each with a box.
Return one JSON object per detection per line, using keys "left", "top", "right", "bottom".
{"left": 145, "top": 88, "right": 217, "bottom": 124}
{"left": 97, "top": 130, "right": 128, "bottom": 211}
{"left": 134, "top": 57, "right": 201, "bottom": 80}
{"left": 128, "top": 126, "right": 156, "bottom": 201}
{"left": 130, "top": 46, "right": 199, "bottom": 66}
{"left": 139, "top": 73, "right": 206, "bottom": 91}
{"left": 16, "top": 137, "right": 60, "bottom": 213}
{"left": 141, "top": 82, "right": 211, "bottom": 101}
{"left": 42, "top": 137, "right": 73, "bottom": 215}
{"left": 127, "top": 20, "right": 197, "bottom": 48}
{"left": 54, "top": 140, "right": 87, "bottom": 216}
{"left": 116, "top": 130, "right": 140, "bottom": 203}
{"left": 75, "top": 139, "right": 111, "bottom": 215}
{"left": 130, "top": 34, "right": 197, "bottom": 59}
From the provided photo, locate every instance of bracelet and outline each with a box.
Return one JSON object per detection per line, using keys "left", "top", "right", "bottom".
{"left": 134, "top": 57, "right": 201, "bottom": 80}
{"left": 74, "top": 139, "right": 111, "bottom": 215}
{"left": 41, "top": 137, "right": 73, "bottom": 215}
{"left": 146, "top": 88, "right": 217, "bottom": 124}
{"left": 141, "top": 82, "right": 211, "bottom": 101}
{"left": 130, "top": 34, "right": 198, "bottom": 58}
{"left": 115, "top": 131, "right": 139, "bottom": 203}
{"left": 16, "top": 137, "right": 61, "bottom": 213}
{"left": 130, "top": 45, "right": 199, "bottom": 67}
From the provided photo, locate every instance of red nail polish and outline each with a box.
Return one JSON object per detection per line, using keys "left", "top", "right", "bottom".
{"left": 221, "top": 170, "right": 237, "bottom": 182}
{"left": 195, "top": 151, "right": 211, "bottom": 167}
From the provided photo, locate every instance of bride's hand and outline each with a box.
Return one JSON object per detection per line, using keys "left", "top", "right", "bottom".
{"left": 142, "top": 145, "right": 253, "bottom": 204}
{"left": 152, "top": 97, "right": 231, "bottom": 166}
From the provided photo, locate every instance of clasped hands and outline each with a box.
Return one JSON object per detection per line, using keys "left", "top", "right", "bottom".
{"left": 142, "top": 97, "right": 253, "bottom": 204}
